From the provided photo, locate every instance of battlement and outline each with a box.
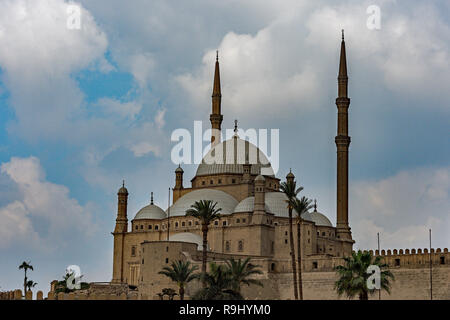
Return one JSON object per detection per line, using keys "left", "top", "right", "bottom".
{"left": 353, "top": 248, "right": 449, "bottom": 268}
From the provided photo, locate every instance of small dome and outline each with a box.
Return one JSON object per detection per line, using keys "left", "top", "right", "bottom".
{"left": 309, "top": 210, "right": 333, "bottom": 227}
{"left": 286, "top": 170, "right": 295, "bottom": 179}
{"left": 118, "top": 181, "right": 128, "bottom": 194}
{"left": 134, "top": 204, "right": 166, "bottom": 220}
{"left": 255, "top": 175, "right": 265, "bottom": 182}
{"left": 175, "top": 165, "right": 184, "bottom": 173}
{"left": 166, "top": 189, "right": 238, "bottom": 217}
{"left": 169, "top": 232, "right": 209, "bottom": 251}
{"left": 264, "top": 192, "right": 299, "bottom": 217}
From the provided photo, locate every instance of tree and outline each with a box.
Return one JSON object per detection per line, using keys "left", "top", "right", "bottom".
{"left": 186, "top": 200, "right": 222, "bottom": 286}
{"left": 334, "top": 250, "right": 395, "bottom": 300}
{"left": 280, "top": 179, "right": 303, "bottom": 300}
{"left": 192, "top": 263, "right": 242, "bottom": 300}
{"left": 159, "top": 260, "right": 199, "bottom": 300}
{"left": 26, "top": 280, "right": 38, "bottom": 292}
{"left": 225, "top": 258, "right": 263, "bottom": 294}
{"left": 18, "top": 261, "right": 33, "bottom": 297}
{"left": 292, "top": 196, "right": 313, "bottom": 300}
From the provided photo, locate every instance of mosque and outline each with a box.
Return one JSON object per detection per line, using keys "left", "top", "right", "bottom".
{"left": 109, "top": 33, "right": 449, "bottom": 300}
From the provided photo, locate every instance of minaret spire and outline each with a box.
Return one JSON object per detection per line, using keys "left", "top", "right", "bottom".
{"left": 210, "top": 50, "right": 223, "bottom": 146}
{"left": 335, "top": 30, "right": 352, "bottom": 242}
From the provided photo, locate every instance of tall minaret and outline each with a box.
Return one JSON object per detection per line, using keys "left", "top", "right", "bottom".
{"left": 210, "top": 50, "right": 223, "bottom": 146}
{"left": 335, "top": 30, "right": 352, "bottom": 240}
{"left": 112, "top": 181, "right": 128, "bottom": 283}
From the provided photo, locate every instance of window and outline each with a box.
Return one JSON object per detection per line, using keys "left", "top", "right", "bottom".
{"left": 148, "top": 225, "right": 152, "bottom": 230}
{"left": 285, "top": 231, "right": 288, "bottom": 236}
{"left": 395, "top": 258, "right": 400, "bottom": 266}
{"left": 214, "top": 221, "right": 219, "bottom": 226}
{"left": 140, "top": 225, "right": 143, "bottom": 229}
{"left": 271, "top": 263, "right": 275, "bottom": 271}
{"left": 232, "top": 179, "right": 236, "bottom": 184}
{"left": 202, "top": 181, "right": 205, "bottom": 185}
{"left": 182, "top": 222, "right": 185, "bottom": 227}
{"left": 142, "top": 259, "right": 144, "bottom": 264}
{"left": 195, "top": 221, "right": 199, "bottom": 225}
{"left": 225, "top": 241, "right": 230, "bottom": 252}
{"left": 236, "top": 219, "right": 240, "bottom": 223}
{"left": 440, "top": 256, "right": 445, "bottom": 265}
{"left": 238, "top": 240, "right": 244, "bottom": 252}
{"left": 322, "top": 232, "right": 325, "bottom": 236}
{"left": 308, "top": 239, "right": 310, "bottom": 243}
{"left": 166, "top": 246, "right": 169, "bottom": 252}
{"left": 222, "top": 221, "right": 227, "bottom": 226}
{"left": 188, "top": 221, "right": 192, "bottom": 226}
{"left": 242, "top": 218, "right": 246, "bottom": 223}
{"left": 175, "top": 222, "right": 179, "bottom": 228}
{"left": 210, "top": 180, "right": 213, "bottom": 184}
{"left": 165, "top": 258, "right": 169, "bottom": 264}
{"left": 285, "top": 239, "right": 288, "bottom": 244}
{"left": 313, "top": 262, "right": 318, "bottom": 269}
{"left": 271, "top": 241, "right": 274, "bottom": 254}
{"left": 155, "top": 225, "right": 159, "bottom": 230}
{"left": 135, "top": 225, "right": 138, "bottom": 230}
{"left": 218, "top": 179, "right": 222, "bottom": 184}
{"left": 308, "top": 230, "right": 310, "bottom": 235}
{"left": 131, "top": 246, "right": 136, "bottom": 257}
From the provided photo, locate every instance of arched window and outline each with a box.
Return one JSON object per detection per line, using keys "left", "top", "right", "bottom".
{"left": 238, "top": 240, "right": 244, "bottom": 252}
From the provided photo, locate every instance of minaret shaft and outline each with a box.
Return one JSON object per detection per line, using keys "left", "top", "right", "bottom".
{"left": 210, "top": 52, "right": 223, "bottom": 146}
{"left": 335, "top": 32, "right": 352, "bottom": 240}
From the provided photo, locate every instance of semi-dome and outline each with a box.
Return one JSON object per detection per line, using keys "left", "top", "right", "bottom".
{"left": 195, "top": 137, "right": 275, "bottom": 177}
{"left": 134, "top": 203, "right": 167, "bottom": 220}
{"left": 233, "top": 196, "right": 271, "bottom": 213}
{"left": 169, "top": 232, "right": 209, "bottom": 251}
{"left": 166, "top": 189, "right": 238, "bottom": 217}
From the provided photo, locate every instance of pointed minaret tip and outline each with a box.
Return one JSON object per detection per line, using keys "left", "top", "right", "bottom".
{"left": 216, "top": 50, "right": 219, "bottom": 61}
{"left": 342, "top": 29, "right": 344, "bottom": 41}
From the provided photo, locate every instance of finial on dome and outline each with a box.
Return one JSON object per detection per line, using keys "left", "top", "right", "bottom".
{"left": 216, "top": 50, "right": 219, "bottom": 61}
{"left": 314, "top": 199, "right": 317, "bottom": 212}
{"left": 342, "top": 29, "right": 344, "bottom": 40}
{"left": 122, "top": 180, "right": 125, "bottom": 187}
{"left": 151, "top": 192, "right": 154, "bottom": 205}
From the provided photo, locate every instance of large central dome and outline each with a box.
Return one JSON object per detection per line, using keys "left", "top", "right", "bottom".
{"left": 195, "top": 137, "right": 275, "bottom": 177}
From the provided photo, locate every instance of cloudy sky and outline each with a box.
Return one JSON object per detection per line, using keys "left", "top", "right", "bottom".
{"left": 0, "top": 0, "right": 448, "bottom": 294}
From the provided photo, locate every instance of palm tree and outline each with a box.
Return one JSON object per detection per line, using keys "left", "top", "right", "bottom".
{"left": 159, "top": 260, "right": 199, "bottom": 300}
{"left": 225, "top": 258, "right": 263, "bottom": 294}
{"left": 26, "top": 280, "right": 38, "bottom": 292}
{"left": 335, "top": 250, "right": 395, "bottom": 300}
{"left": 292, "top": 196, "right": 313, "bottom": 300}
{"left": 192, "top": 263, "right": 242, "bottom": 300}
{"left": 280, "top": 179, "right": 303, "bottom": 300}
{"left": 18, "top": 261, "right": 33, "bottom": 296}
{"left": 186, "top": 200, "right": 222, "bottom": 286}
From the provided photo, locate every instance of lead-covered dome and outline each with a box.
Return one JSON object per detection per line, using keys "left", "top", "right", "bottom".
{"left": 170, "top": 232, "right": 209, "bottom": 251}
{"left": 195, "top": 137, "right": 275, "bottom": 177}
{"left": 134, "top": 203, "right": 167, "bottom": 220}
{"left": 166, "top": 189, "right": 238, "bottom": 217}
{"left": 302, "top": 210, "right": 333, "bottom": 227}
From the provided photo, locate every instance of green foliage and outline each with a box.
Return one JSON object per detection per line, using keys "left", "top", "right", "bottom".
{"left": 225, "top": 258, "right": 263, "bottom": 292}
{"left": 292, "top": 196, "right": 313, "bottom": 219}
{"left": 159, "top": 260, "right": 199, "bottom": 300}
{"left": 192, "top": 259, "right": 263, "bottom": 300}
{"left": 280, "top": 180, "right": 304, "bottom": 208}
{"left": 185, "top": 200, "right": 222, "bottom": 225}
{"left": 334, "top": 250, "right": 395, "bottom": 300}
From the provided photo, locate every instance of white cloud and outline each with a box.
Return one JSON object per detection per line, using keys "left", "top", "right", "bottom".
{"left": 129, "top": 142, "right": 161, "bottom": 157}
{"left": 96, "top": 98, "right": 142, "bottom": 120}
{"left": 0, "top": 157, "right": 95, "bottom": 250}
{"left": 351, "top": 166, "right": 450, "bottom": 250}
